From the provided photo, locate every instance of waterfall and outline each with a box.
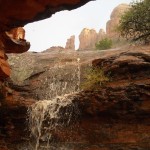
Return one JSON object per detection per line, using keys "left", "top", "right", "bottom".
{"left": 28, "top": 58, "right": 81, "bottom": 150}
{"left": 34, "top": 58, "right": 81, "bottom": 100}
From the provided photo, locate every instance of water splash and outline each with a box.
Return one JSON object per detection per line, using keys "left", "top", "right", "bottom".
{"left": 28, "top": 93, "right": 80, "bottom": 150}
{"left": 28, "top": 58, "right": 81, "bottom": 150}
{"left": 34, "top": 58, "right": 81, "bottom": 100}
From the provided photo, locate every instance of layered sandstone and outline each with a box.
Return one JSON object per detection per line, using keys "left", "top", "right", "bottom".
{"left": 65, "top": 35, "right": 75, "bottom": 50}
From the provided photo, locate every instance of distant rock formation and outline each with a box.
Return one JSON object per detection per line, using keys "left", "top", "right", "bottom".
{"left": 43, "top": 46, "right": 65, "bottom": 52}
{"left": 79, "top": 28, "right": 97, "bottom": 50}
{"left": 79, "top": 28, "right": 106, "bottom": 50}
{"left": 106, "top": 3, "right": 130, "bottom": 39}
{"left": 78, "top": 3, "right": 130, "bottom": 50}
{"left": 65, "top": 35, "right": 75, "bottom": 50}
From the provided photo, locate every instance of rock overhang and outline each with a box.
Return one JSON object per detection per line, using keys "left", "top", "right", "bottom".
{"left": 0, "top": 0, "right": 92, "bottom": 80}
{"left": 0, "top": 0, "right": 93, "bottom": 32}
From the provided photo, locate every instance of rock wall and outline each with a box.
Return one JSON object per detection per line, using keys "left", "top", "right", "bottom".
{"left": 65, "top": 35, "right": 75, "bottom": 50}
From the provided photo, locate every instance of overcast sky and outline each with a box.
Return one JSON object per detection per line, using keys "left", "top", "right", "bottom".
{"left": 24, "top": 0, "right": 133, "bottom": 52}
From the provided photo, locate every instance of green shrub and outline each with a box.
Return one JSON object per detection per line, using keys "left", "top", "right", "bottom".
{"left": 81, "top": 67, "right": 109, "bottom": 90}
{"left": 95, "top": 38, "right": 112, "bottom": 50}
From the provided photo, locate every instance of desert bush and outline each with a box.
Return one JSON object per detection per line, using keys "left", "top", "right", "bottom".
{"left": 95, "top": 38, "right": 112, "bottom": 50}
{"left": 81, "top": 67, "right": 109, "bottom": 90}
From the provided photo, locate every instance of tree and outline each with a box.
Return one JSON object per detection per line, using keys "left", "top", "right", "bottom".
{"left": 95, "top": 38, "right": 112, "bottom": 50}
{"left": 118, "top": 0, "right": 150, "bottom": 44}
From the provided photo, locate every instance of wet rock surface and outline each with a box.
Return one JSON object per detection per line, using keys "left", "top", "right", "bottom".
{"left": 1, "top": 46, "right": 149, "bottom": 149}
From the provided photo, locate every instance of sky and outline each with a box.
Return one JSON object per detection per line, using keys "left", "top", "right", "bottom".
{"left": 24, "top": 0, "right": 133, "bottom": 52}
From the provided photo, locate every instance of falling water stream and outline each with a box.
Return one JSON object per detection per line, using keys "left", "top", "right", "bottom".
{"left": 28, "top": 58, "right": 81, "bottom": 150}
